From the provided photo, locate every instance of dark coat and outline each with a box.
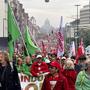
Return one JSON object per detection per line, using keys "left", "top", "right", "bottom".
{"left": 0, "top": 63, "right": 21, "bottom": 90}
{"left": 41, "top": 73, "right": 69, "bottom": 90}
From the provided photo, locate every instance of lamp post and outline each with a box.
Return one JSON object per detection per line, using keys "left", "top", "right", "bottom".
{"left": 45, "top": 0, "right": 49, "bottom": 2}
{"left": 75, "top": 4, "right": 80, "bottom": 50}
{"left": 89, "top": 0, "right": 90, "bottom": 24}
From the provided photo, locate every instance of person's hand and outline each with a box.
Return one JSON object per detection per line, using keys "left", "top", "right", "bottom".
{"left": 29, "top": 73, "right": 32, "bottom": 76}
{"left": 37, "top": 73, "right": 42, "bottom": 77}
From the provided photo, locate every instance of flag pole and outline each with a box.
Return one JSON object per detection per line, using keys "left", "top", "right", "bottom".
{"left": 7, "top": 2, "right": 29, "bottom": 56}
{"left": 59, "top": 16, "right": 63, "bottom": 32}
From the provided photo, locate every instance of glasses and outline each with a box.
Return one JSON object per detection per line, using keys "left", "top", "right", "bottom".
{"left": 49, "top": 67, "right": 56, "bottom": 70}
{"left": 37, "top": 58, "right": 42, "bottom": 59}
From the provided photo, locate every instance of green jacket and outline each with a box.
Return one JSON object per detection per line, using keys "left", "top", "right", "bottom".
{"left": 16, "top": 64, "right": 24, "bottom": 73}
{"left": 75, "top": 70, "right": 90, "bottom": 90}
{"left": 23, "top": 64, "right": 31, "bottom": 76}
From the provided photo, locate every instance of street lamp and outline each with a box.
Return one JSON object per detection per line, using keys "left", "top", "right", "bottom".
{"left": 75, "top": 4, "right": 80, "bottom": 50}
{"left": 89, "top": 0, "right": 90, "bottom": 24}
{"left": 75, "top": 5, "right": 80, "bottom": 33}
{"left": 45, "top": 0, "right": 49, "bottom": 2}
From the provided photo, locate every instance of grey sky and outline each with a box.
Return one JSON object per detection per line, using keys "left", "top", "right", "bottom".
{"left": 18, "top": 0, "right": 89, "bottom": 27}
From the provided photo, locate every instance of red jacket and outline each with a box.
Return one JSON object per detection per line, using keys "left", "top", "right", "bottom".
{"left": 41, "top": 73, "right": 69, "bottom": 90}
{"left": 63, "top": 69, "right": 77, "bottom": 90}
{"left": 31, "top": 61, "right": 49, "bottom": 76}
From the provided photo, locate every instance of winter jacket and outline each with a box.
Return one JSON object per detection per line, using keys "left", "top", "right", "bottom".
{"left": 41, "top": 73, "right": 69, "bottom": 90}
{"left": 63, "top": 69, "right": 77, "bottom": 90}
{"left": 31, "top": 61, "right": 49, "bottom": 76}
{"left": 0, "top": 63, "right": 21, "bottom": 90}
{"left": 23, "top": 63, "right": 31, "bottom": 76}
{"left": 75, "top": 70, "right": 90, "bottom": 90}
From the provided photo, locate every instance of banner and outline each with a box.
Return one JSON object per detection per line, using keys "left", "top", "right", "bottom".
{"left": 19, "top": 73, "right": 46, "bottom": 90}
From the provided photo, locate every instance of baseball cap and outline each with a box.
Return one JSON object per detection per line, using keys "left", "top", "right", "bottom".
{"left": 36, "top": 55, "right": 42, "bottom": 58}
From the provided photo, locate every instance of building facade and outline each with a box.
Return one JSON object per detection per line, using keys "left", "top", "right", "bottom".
{"left": 0, "top": 0, "right": 7, "bottom": 37}
{"left": 80, "top": 3, "right": 90, "bottom": 28}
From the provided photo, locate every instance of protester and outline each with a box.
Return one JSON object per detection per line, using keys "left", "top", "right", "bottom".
{"left": 75, "top": 58, "right": 90, "bottom": 90}
{"left": 31, "top": 54, "right": 36, "bottom": 63}
{"left": 51, "top": 53, "right": 57, "bottom": 62}
{"left": 75, "top": 55, "right": 87, "bottom": 73}
{"left": 31, "top": 54, "right": 49, "bottom": 76}
{"left": 60, "top": 56, "right": 66, "bottom": 71}
{"left": 41, "top": 61, "right": 69, "bottom": 90}
{"left": 63, "top": 59, "right": 77, "bottom": 90}
{"left": 0, "top": 51, "right": 21, "bottom": 90}
{"left": 23, "top": 56, "right": 32, "bottom": 76}
{"left": 16, "top": 57, "right": 24, "bottom": 73}
{"left": 48, "top": 53, "right": 52, "bottom": 62}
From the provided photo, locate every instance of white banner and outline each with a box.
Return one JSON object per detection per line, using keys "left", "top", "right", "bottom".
{"left": 18, "top": 73, "right": 46, "bottom": 90}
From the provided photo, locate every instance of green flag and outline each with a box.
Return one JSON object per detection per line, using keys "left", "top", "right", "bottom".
{"left": 24, "top": 25, "right": 38, "bottom": 55}
{"left": 8, "top": 4, "right": 20, "bottom": 59}
{"left": 8, "top": 40, "right": 14, "bottom": 60}
{"left": 8, "top": 4, "right": 20, "bottom": 41}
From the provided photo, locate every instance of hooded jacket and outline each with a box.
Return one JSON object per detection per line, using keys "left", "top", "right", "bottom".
{"left": 41, "top": 73, "right": 69, "bottom": 90}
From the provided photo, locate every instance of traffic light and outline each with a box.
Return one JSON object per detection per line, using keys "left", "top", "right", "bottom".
{"left": 45, "top": 0, "right": 49, "bottom": 2}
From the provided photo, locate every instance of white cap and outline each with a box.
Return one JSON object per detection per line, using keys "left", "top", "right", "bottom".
{"left": 61, "top": 57, "right": 66, "bottom": 60}
{"left": 45, "top": 59, "right": 50, "bottom": 63}
{"left": 36, "top": 55, "right": 42, "bottom": 58}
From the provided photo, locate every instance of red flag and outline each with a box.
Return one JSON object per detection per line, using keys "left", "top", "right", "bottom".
{"left": 75, "top": 38, "right": 85, "bottom": 64}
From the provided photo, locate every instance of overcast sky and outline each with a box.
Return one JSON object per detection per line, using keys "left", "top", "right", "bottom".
{"left": 18, "top": 0, "right": 89, "bottom": 27}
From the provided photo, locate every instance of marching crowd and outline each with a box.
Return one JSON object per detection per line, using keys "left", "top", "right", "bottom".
{"left": 0, "top": 49, "right": 90, "bottom": 90}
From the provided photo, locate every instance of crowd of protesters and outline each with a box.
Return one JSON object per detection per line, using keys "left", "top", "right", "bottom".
{"left": 0, "top": 49, "right": 90, "bottom": 90}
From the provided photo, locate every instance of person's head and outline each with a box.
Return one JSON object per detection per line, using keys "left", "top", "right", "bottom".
{"left": 84, "top": 59, "right": 90, "bottom": 71}
{"left": 17, "top": 57, "right": 23, "bottom": 65}
{"left": 36, "top": 55, "right": 42, "bottom": 63}
{"left": 25, "top": 56, "right": 31, "bottom": 64}
{"left": 0, "top": 51, "right": 4, "bottom": 64}
{"left": 13, "top": 52, "right": 18, "bottom": 60}
{"left": 64, "top": 59, "right": 74, "bottom": 70}
{"left": 48, "top": 53, "right": 52, "bottom": 61}
{"left": 51, "top": 53, "right": 57, "bottom": 61}
{"left": 0, "top": 51, "right": 9, "bottom": 65}
{"left": 71, "top": 56, "right": 76, "bottom": 60}
{"left": 49, "top": 61, "right": 61, "bottom": 75}
{"left": 60, "top": 57, "right": 66, "bottom": 65}
{"left": 31, "top": 54, "right": 36, "bottom": 59}
{"left": 78, "top": 55, "right": 87, "bottom": 64}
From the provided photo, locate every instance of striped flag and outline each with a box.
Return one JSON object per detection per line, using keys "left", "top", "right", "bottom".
{"left": 57, "top": 16, "right": 64, "bottom": 57}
